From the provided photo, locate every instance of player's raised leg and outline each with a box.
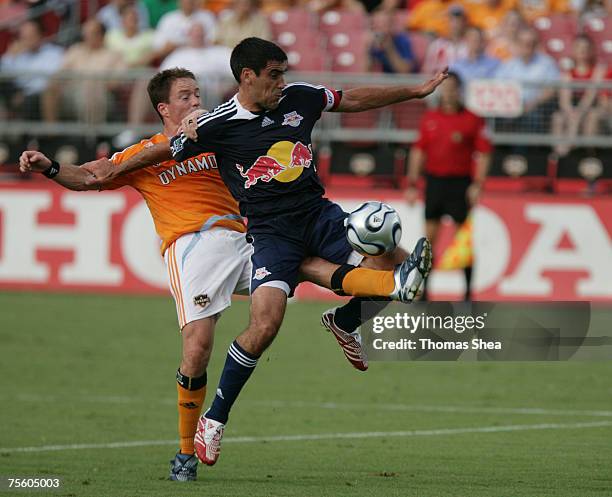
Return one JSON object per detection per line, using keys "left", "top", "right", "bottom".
{"left": 306, "top": 200, "right": 432, "bottom": 371}
{"left": 195, "top": 286, "right": 287, "bottom": 465}
{"left": 323, "top": 239, "right": 432, "bottom": 370}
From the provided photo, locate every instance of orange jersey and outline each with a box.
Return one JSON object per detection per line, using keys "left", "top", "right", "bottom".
{"left": 106, "top": 133, "right": 245, "bottom": 255}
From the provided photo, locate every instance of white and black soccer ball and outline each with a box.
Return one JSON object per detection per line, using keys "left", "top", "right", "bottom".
{"left": 345, "top": 201, "right": 402, "bottom": 257}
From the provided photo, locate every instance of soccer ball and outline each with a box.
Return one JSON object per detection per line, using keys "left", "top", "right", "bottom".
{"left": 345, "top": 201, "right": 402, "bottom": 257}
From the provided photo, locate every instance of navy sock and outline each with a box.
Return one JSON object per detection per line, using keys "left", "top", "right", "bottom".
{"left": 334, "top": 297, "right": 391, "bottom": 333}
{"left": 205, "top": 340, "right": 259, "bottom": 424}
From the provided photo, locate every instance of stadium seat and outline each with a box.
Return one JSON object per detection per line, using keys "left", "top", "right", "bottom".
{"left": 544, "top": 35, "right": 574, "bottom": 70}
{"left": 268, "top": 8, "right": 314, "bottom": 36}
{"left": 318, "top": 9, "right": 368, "bottom": 34}
{"left": 329, "top": 30, "right": 369, "bottom": 72}
{"left": 583, "top": 16, "right": 612, "bottom": 63}
{"left": 274, "top": 27, "right": 321, "bottom": 51}
{"left": 287, "top": 47, "right": 328, "bottom": 71}
{"left": 533, "top": 14, "right": 578, "bottom": 43}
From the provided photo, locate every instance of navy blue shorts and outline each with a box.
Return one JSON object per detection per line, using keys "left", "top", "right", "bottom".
{"left": 247, "top": 198, "right": 361, "bottom": 296}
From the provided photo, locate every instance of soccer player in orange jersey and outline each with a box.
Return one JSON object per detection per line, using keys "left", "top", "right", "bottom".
{"left": 20, "top": 68, "right": 423, "bottom": 481}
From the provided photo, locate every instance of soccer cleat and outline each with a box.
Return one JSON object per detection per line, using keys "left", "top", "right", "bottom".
{"left": 321, "top": 308, "right": 368, "bottom": 371}
{"left": 194, "top": 415, "right": 225, "bottom": 466}
{"left": 390, "top": 237, "right": 433, "bottom": 303}
{"left": 169, "top": 451, "right": 198, "bottom": 481}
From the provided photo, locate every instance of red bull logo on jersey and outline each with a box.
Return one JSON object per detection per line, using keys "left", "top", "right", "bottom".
{"left": 236, "top": 141, "right": 313, "bottom": 189}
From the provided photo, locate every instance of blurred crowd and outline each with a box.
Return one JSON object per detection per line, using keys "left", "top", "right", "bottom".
{"left": 0, "top": 0, "right": 611, "bottom": 153}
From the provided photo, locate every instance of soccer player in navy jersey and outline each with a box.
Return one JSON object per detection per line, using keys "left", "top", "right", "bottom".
{"left": 84, "top": 37, "right": 447, "bottom": 466}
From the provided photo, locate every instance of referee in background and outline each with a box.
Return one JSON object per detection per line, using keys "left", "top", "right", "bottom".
{"left": 405, "top": 71, "right": 492, "bottom": 301}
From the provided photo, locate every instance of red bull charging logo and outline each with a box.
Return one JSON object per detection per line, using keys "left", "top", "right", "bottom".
{"left": 236, "top": 141, "right": 313, "bottom": 189}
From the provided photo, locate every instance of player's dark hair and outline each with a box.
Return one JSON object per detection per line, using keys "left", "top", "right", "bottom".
{"left": 230, "top": 37, "right": 287, "bottom": 83}
{"left": 147, "top": 67, "right": 196, "bottom": 122}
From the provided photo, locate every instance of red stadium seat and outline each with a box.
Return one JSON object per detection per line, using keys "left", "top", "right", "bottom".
{"left": 268, "top": 8, "right": 314, "bottom": 36}
{"left": 275, "top": 27, "right": 322, "bottom": 51}
{"left": 318, "top": 9, "right": 367, "bottom": 34}
{"left": 583, "top": 16, "right": 612, "bottom": 62}
{"left": 533, "top": 14, "right": 578, "bottom": 42}
{"left": 286, "top": 47, "right": 328, "bottom": 71}
{"left": 544, "top": 35, "right": 574, "bottom": 70}
{"left": 328, "top": 29, "right": 369, "bottom": 72}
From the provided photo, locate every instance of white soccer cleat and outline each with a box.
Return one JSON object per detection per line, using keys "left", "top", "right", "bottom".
{"left": 321, "top": 307, "right": 368, "bottom": 371}
{"left": 390, "top": 237, "right": 432, "bottom": 303}
{"left": 194, "top": 415, "right": 225, "bottom": 466}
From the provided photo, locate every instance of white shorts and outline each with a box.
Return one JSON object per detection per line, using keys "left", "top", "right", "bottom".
{"left": 164, "top": 228, "right": 253, "bottom": 330}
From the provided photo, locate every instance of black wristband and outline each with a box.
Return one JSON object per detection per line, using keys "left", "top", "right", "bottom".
{"left": 42, "top": 160, "right": 60, "bottom": 179}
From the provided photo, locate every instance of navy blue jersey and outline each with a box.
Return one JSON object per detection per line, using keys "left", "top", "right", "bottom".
{"left": 170, "top": 83, "right": 341, "bottom": 218}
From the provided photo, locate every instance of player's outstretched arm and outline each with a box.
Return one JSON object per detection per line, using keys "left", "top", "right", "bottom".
{"left": 335, "top": 68, "right": 448, "bottom": 113}
{"left": 19, "top": 150, "right": 98, "bottom": 191}
{"left": 83, "top": 141, "right": 172, "bottom": 187}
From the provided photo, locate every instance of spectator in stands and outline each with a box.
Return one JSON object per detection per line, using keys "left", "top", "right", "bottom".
{"left": 216, "top": 0, "right": 272, "bottom": 49}
{"left": 551, "top": 35, "right": 609, "bottom": 157}
{"left": 450, "top": 27, "right": 499, "bottom": 84}
{"left": 580, "top": 0, "right": 612, "bottom": 22}
{"left": 0, "top": 19, "right": 64, "bottom": 120}
{"left": 105, "top": 3, "right": 156, "bottom": 67}
{"left": 406, "top": 0, "right": 455, "bottom": 37}
{"left": 369, "top": 9, "right": 417, "bottom": 73}
{"left": 97, "top": 0, "right": 150, "bottom": 31}
{"left": 487, "top": 9, "right": 525, "bottom": 61}
{"left": 160, "top": 22, "right": 233, "bottom": 78}
{"left": 463, "top": 0, "right": 515, "bottom": 36}
{"left": 405, "top": 72, "right": 491, "bottom": 301}
{"left": 142, "top": 0, "right": 177, "bottom": 28}
{"left": 42, "top": 19, "right": 125, "bottom": 124}
{"left": 421, "top": 5, "right": 468, "bottom": 74}
{"left": 113, "top": 20, "right": 232, "bottom": 148}
{"left": 495, "top": 27, "right": 560, "bottom": 132}
{"left": 153, "top": 0, "right": 217, "bottom": 61}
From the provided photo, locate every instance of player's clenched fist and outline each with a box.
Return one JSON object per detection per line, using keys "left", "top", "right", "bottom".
{"left": 179, "top": 108, "right": 207, "bottom": 141}
{"left": 19, "top": 150, "right": 51, "bottom": 173}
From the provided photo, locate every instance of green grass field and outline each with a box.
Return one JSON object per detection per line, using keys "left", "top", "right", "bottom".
{"left": 1, "top": 292, "right": 611, "bottom": 497}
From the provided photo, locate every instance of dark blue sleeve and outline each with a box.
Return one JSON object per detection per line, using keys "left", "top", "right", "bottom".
{"left": 283, "top": 83, "right": 342, "bottom": 118}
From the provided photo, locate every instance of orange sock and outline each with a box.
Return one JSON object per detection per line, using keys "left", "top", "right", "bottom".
{"left": 177, "top": 381, "right": 206, "bottom": 455}
{"left": 342, "top": 267, "right": 395, "bottom": 297}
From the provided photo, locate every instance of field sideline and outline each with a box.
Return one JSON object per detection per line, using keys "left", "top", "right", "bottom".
{"left": 1, "top": 292, "right": 611, "bottom": 497}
